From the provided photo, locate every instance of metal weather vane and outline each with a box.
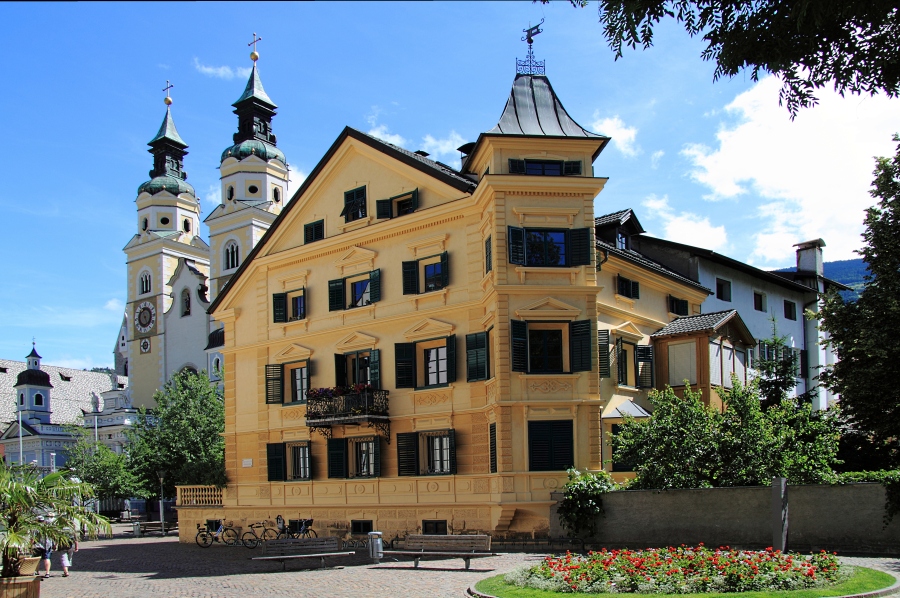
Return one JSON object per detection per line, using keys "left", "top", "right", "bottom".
{"left": 517, "top": 19, "right": 546, "bottom": 75}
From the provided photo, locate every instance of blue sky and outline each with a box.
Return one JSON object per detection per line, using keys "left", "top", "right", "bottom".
{"left": 1, "top": 2, "right": 897, "bottom": 369}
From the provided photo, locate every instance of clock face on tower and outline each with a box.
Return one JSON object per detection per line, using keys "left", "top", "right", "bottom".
{"left": 139, "top": 338, "right": 151, "bottom": 354}
{"left": 134, "top": 301, "right": 156, "bottom": 334}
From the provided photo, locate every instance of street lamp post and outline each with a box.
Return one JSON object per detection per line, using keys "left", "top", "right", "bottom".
{"left": 50, "top": 452, "right": 55, "bottom": 473}
{"left": 157, "top": 471, "right": 165, "bottom": 536}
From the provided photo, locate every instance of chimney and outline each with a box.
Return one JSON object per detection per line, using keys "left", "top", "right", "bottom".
{"left": 794, "top": 238, "right": 825, "bottom": 276}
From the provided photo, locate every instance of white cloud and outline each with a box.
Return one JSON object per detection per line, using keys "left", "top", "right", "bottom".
{"left": 592, "top": 114, "right": 640, "bottom": 157}
{"left": 203, "top": 184, "right": 220, "bottom": 207}
{"left": 642, "top": 194, "right": 728, "bottom": 251}
{"left": 367, "top": 124, "right": 407, "bottom": 147}
{"left": 193, "top": 57, "right": 251, "bottom": 80}
{"left": 421, "top": 131, "right": 466, "bottom": 158}
{"left": 650, "top": 150, "right": 665, "bottom": 169}
{"left": 103, "top": 298, "right": 124, "bottom": 312}
{"left": 287, "top": 164, "right": 307, "bottom": 198}
{"left": 681, "top": 75, "right": 900, "bottom": 262}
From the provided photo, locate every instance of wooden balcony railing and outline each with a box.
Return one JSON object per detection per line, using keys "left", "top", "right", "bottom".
{"left": 176, "top": 485, "right": 223, "bottom": 507}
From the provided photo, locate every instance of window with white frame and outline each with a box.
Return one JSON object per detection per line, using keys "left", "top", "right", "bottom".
{"left": 224, "top": 241, "right": 240, "bottom": 270}
{"left": 667, "top": 340, "right": 697, "bottom": 386}
{"left": 139, "top": 271, "right": 152, "bottom": 294}
{"left": 287, "top": 441, "right": 311, "bottom": 480}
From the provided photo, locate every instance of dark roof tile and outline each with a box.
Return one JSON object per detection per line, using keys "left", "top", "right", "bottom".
{"left": 598, "top": 241, "right": 711, "bottom": 294}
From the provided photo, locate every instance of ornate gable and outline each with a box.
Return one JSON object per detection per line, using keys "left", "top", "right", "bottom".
{"left": 402, "top": 318, "right": 455, "bottom": 342}
{"left": 334, "top": 246, "right": 377, "bottom": 277}
{"left": 514, "top": 297, "right": 581, "bottom": 321}
{"left": 273, "top": 343, "right": 313, "bottom": 363}
{"left": 612, "top": 321, "right": 644, "bottom": 340}
{"left": 335, "top": 331, "right": 378, "bottom": 352}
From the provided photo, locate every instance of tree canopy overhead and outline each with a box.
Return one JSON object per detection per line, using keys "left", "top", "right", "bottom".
{"left": 565, "top": 0, "right": 900, "bottom": 117}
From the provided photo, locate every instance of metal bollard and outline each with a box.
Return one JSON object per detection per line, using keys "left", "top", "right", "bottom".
{"left": 132, "top": 521, "right": 142, "bottom": 538}
{"left": 368, "top": 531, "right": 383, "bottom": 563}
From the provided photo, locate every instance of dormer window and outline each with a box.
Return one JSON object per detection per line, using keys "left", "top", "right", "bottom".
{"left": 616, "top": 231, "right": 629, "bottom": 250}
{"left": 341, "top": 186, "right": 367, "bottom": 223}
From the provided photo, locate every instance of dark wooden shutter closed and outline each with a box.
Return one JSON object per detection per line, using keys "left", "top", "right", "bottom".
{"left": 369, "top": 349, "right": 381, "bottom": 389}
{"left": 508, "top": 226, "right": 525, "bottom": 265}
{"left": 334, "top": 353, "right": 347, "bottom": 387}
{"left": 485, "top": 236, "right": 492, "bottom": 273}
{"left": 447, "top": 429, "right": 457, "bottom": 475}
{"left": 410, "top": 189, "right": 419, "bottom": 211}
{"left": 508, "top": 158, "right": 526, "bottom": 174}
{"left": 550, "top": 420, "right": 574, "bottom": 470}
{"left": 569, "top": 320, "right": 592, "bottom": 372}
{"left": 445, "top": 334, "right": 457, "bottom": 383}
{"left": 564, "top": 161, "right": 582, "bottom": 175}
{"left": 402, "top": 261, "right": 418, "bottom": 295}
{"left": 598, "top": 330, "right": 611, "bottom": 379}
{"left": 489, "top": 422, "right": 497, "bottom": 473}
{"left": 528, "top": 421, "right": 552, "bottom": 471}
{"left": 636, "top": 345, "right": 654, "bottom": 388}
{"left": 272, "top": 293, "right": 287, "bottom": 323}
{"left": 397, "top": 432, "right": 419, "bottom": 476}
{"left": 568, "top": 228, "right": 591, "bottom": 266}
{"left": 304, "top": 222, "right": 315, "bottom": 244}
{"left": 376, "top": 199, "right": 392, "bottom": 219}
{"left": 510, "top": 320, "right": 528, "bottom": 372}
{"left": 631, "top": 280, "right": 640, "bottom": 299}
{"left": 328, "top": 279, "right": 345, "bottom": 311}
{"left": 617, "top": 276, "right": 628, "bottom": 297}
{"left": 372, "top": 437, "right": 381, "bottom": 478}
{"left": 369, "top": 269, "right": 381, "bottom": 303}
{"left": 267, "top": 442, "right": 286, "bottom": 481}
{"left": 265, "top": 364, "right": 284, "bottom": 404}
{"left": 800, "top": 349, "right": 809, "bottom": 379}
{"left": 395, "top": 343, "right": 416, "bottom": 388}
{"left": 327, "top": 438, "right": 348, "bottom": 479}
{"left": 466, "top": 332, "right": 487, "bottom": 381}
{"left": 616, "top": 337, "right": 626, "bottom": 384}
{"left": 440, "top": 252, "right": 450, "bottom": 288}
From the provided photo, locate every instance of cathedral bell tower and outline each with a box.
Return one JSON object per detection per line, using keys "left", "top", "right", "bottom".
{"left": 123, "top": 85, "right": 210, "bottom": 408}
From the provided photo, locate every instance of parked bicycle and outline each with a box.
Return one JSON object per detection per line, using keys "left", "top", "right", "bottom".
{"left": 343, "top": 535, "right": 368, "bottom": 550}
{"left": 241, "top": 520, "right": 278, "bottom": 548}
{"left": 294, "top": 518, "right": 317, "bottom": 539}
{"left": 195, "top": 520, "right": 239, "bottom": 547}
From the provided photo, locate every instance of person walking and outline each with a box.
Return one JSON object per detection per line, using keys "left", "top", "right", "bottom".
{"left": 59, "top": 531, "right": 78, "bottom": 577}
{"left": 33, "top": 517, "right": 54, "bottom": 579}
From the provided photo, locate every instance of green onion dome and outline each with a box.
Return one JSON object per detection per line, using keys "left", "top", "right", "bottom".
{"left": 137, "top": 175, "right": 196, "bottom": 197}
{"left": 220, "top": 139, "right": 285, "bottom": 164}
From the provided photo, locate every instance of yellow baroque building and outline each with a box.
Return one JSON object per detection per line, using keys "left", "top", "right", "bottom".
{"left": 180, "top": 67, "right": 714, "bottom": 542}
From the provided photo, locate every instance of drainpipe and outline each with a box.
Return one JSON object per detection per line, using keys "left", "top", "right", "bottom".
{"left": 596, "top": 248, "right": 609, "bottom": 271}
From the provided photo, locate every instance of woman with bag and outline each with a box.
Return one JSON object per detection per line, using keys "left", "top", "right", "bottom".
{"left": 59, "top": 531, "right": 78, "bottom": 577}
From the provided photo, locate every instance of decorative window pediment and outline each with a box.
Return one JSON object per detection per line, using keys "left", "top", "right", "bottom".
{"left": 515, "top": 297, "right": 581, "bottom": 321}
{"left": 273, "top": 343, "right": 313, "bottom": 363}
{"left": 402, "top": 318, "right": 455, "bottom": 342}
{"left": 335, "top": 331, "right": 378, "bottom": 353}
{"left": 334, "top": 246, "right": 377, "bottom": 277}
{"left": 612, "top": 321, "right": 644, "bottom": 341}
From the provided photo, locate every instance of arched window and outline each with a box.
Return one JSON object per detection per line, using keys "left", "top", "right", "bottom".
{"left": 19, "top": 393, "right": 24, "bottom": 406}
{"left": 142, "top": 218, "right": 148, "bottom": 231}
{"left": 181, "top": 288, "right": 191, "bottom": 316}
{"left": 227, "top": 186, "right": 234, "bottom": 201}
{"left": 34, "top": 393, "right": 43, "bottom": 406}
{"left": 224, "top": 241, "right": 240, "bottom": 270}
{"left": 214, "top": 357, "right": 221, "bottom": 371}
{"left": 273, "top": 187, "right": 280, "bottom": 203}
{"left": 140, "top": 272, "right": 152, "bottom": 294}
{"left": 183, "top": 218, "right": 191, "bottom": 233}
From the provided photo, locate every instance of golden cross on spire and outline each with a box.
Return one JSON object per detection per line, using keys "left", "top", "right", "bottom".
{"left": 163, "top": 80, "right": 174, "bottom": 106}
{"left": 248, "top": 32, "right": 262, "bottom": 62}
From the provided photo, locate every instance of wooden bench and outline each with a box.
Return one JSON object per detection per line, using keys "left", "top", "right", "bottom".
{"left": 380, "top": 534, "right": 496, "bottom": 570}
{"left": 250, "top": 537, "right": 354, "bottom": 571}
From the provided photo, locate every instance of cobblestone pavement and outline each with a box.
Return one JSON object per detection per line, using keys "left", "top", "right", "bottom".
{"left": 37, "top": 529, "right": 900, "bottom": 598}
{"left": 39, "top": 528, "right": 543, "bottom": 598}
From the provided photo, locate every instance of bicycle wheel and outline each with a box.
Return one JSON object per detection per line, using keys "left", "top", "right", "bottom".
{"left": 241, "top": 531, "right": 259, "bottom": 549}
{"left": 222, "top": 528, "right": 239, "bottom": 546}
{"left": 195, "top": 531, "right": 213, "bottom": 548}
{"left": 262, "top": 528, "right": 278, "bottom": 541}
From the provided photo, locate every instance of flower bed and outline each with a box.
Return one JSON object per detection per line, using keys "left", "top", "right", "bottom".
{"left": 505, "top": 546, "right": 842, "bottom": 594}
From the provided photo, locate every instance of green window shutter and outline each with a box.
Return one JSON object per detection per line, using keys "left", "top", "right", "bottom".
{"left": 272, "top": 293, "right": 287, "bottom": 323}
{"left": 410, "top": 188, "right": 419, "bottom": 210}
{"left": 632, "top": 280, "right": 640, "bottom": 299}
{"left": 564, "top": 161, "right": 582, "bottom": 175}
{"left": 376, "top": 199, "right": 393, "bottom": 219}
{"left": 616, "top": 337, "right": 625, "bottom": 384}
{"left": 466, "top": 332, "right": 488, "bottom": 382}
{"left": 550, "top": 420, "right": 574, "bottom": 470}
{"left": 446, "top": 334, "right": 457, "bottom": 383}
{"left": 528, "top": 421, "right": 551, "bottom": 471}
{"left": 334, "top": 353, "right": 347, "bottom": 387}
{"left": 369, "top": 269, "right": 382, "bottom": 303}
{"left": 369, "top": 349, "right": 381, "bottom": 389}
{"left": 265, "top": 364, "right": 284, "bottom": 404}
{"left": 327, "top": 438, "right": 348, "bottom": 479}
{"left": 489, "top": 423, "right": 497, "bottom": 473}
{"left": 510, "top": 319, "right": 528, "bottom": 372}
{"left": 508, "top": 158, "right": 526, "bottom": 174}
{"left": 267, "top": 443, "right": 286, "bottom": 481}
{"left": 395, "top": 343, "right": 416, "bottom": 388}
{"left": 447, "top": 429, "right": 457, "bottom": 475}
{"left": 402, "top": 261, "right": 418, "bottom": 295}
{"left": 598, "top": 329, "right": 611, "bottom": 379}
{"left": 440, "top": 252, "right": 450, "bottom": 288}
{"left": 508, "top": 226, "right": 525, "bottom": 265}
{"left": 328, "top": 278, "right": 345, "bottom": 311}
{"left": 372, "top": 437, "right": 381, "bottom": 478}
{"left": 304, "top": 221, "right": 324, "bottom": 244}
{"left": 568, "top": 228, "right": 591, "bottom": 266}
{"left": 485, "top": 236, "right": 492, "bottom": 274}
{"left": 569, "top": 320, "right": 592, "bottom": 372}
{"left": 636, "top": 345, "right": 654, "bottom": 388}
{"left": 397, "top": 432, "right": 419, "bottom": 476}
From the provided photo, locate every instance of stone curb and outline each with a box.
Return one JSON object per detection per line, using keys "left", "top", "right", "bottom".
{"left": 466, "top": 585, "right": 497, "bottom": 598}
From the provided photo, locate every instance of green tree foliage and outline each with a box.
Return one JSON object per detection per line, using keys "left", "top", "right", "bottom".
{"left": 613, "top": 380, "right": 840, "bottom": 489}
{"left": 754, "top": 320, "right": 814, "bottom": 410}
{"left": 557, "top": 0, "right": 900, "bottom": 117}
{"left": 125, "top": 369, "right": 226, "bottom": 498}
{"left": 63, "top": 425, "right": 142, "bottom": 500}
{"left": 819, "top": 135, "right": 900, "bottom": 465}
{"left": 0, "top": 462, "right": 110, "bottom": 577}
{"left": 557, "top": 469, "right": 619, "bottom": 537}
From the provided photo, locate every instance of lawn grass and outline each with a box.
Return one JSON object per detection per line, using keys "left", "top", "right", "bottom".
{"left": 474, "top": 566, "right": 894, "bottom": 598}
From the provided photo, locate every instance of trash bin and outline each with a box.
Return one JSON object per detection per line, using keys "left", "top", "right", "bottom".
{"left": 368, "top": 531, "right": 383, "bottom": 563}
{"left": 132, "top": 521, "right": 142, "bottom": 538}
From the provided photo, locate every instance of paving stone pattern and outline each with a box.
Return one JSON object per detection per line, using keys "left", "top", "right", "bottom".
{"left": 39, "top": 527, "right": 541, "bottom": 598}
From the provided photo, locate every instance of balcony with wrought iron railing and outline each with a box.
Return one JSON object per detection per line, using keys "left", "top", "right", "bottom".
{"left": 304, "top": 385, "right": 390, "bottom": 441}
